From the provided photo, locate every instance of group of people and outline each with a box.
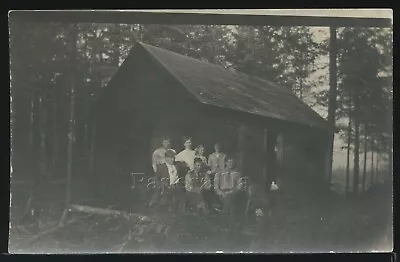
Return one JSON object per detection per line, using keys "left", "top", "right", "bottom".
{"left": 150, "top": 136, "right": 248, "bottom": 219}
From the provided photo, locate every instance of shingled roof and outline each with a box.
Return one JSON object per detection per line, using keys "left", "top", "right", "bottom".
{"left": 135, "top": 42, "right": 330, "bottom": 131}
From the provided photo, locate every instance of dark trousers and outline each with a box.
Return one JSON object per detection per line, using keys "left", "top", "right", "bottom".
{"left": 150, "top": 184, "right": 185, "bottom": 212}
{"left": 185, "top": 191, "right": 206, "bottom": 211}
{"left": 164, "top": 186, "right": 186, "bottom": 212}
{"left": 220, "top": 190, "right": 247, "bottom": 232}
{"left": 201, "top": 189, "right": 217, "bottom": 208}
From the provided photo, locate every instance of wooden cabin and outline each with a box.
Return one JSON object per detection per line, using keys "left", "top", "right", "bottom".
{"left": 88, "top": 42, "right": 333, "bottom": 197}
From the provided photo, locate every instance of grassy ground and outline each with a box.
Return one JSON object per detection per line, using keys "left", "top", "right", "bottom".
{"left": 8, "top": 174, "right": 392, "bottom": 253}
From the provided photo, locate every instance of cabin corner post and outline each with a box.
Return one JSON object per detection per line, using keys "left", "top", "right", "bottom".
{"left": 263, "top": 127, "right": 279, "bottom": 192}
{"left": 262, "top": 128, "right": 268, "bottom": 191}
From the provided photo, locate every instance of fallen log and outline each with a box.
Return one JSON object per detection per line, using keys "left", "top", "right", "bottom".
{"left": 68, "top": 204, "right": 152, "bottom": 223}
{"left": 21, "top": 215, "right": 88, "bottom": 246}
{"left": 15, "top": 225, "right": 33, "bottom": 236}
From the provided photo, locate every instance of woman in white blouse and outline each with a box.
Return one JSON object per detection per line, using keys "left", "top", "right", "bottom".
{"left": 175, "top": 136, "right": 196, "bottom": 170}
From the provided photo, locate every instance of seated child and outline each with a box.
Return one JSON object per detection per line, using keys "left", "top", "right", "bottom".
{"left": 185, "top": 157, "right": 212, "bottom": 214}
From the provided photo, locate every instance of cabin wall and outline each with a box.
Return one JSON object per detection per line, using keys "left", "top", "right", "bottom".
{"left": 188, "top": 107, "right": 274, "bottom": 190}
{"left": 199, "top": 108, "right": 330, "bottom": 193}
{"left": 128, "top": 62, "right": 199, "bottom": 175}
{"left": 280, "top": 126, "right": 328, "bottom": 187}
{"left": 149, "top": 105, "right": 219, "bottom": 158}
{"left": 90, "top": 49, "right": 331, "bottom": 198}
{"left": 93, "top": 49, "right": 200, "bottom": 181}
{"left": 149, "top": 102, "right": 243, "bottom": 167}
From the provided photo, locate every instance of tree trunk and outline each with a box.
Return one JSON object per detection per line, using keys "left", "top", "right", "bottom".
{"left": 262, "top": 128, "right": 268, "bottom": 192}
{"left": 28, "top": 89, "right": 35, "bottom": 154}
{"left": 326, "top": 26, "right": 338, "bottom": 184}
{"left": 138, "top": 24, "right": 143, "bottom": 42}
{"left": 370, "top": 140, "right": 374, "bottom": 187}
{"left": 64, "top": 81, "right": 75, "bottom": 215}
{"left": 89, "top": 123, "right": 96, "bottom": 176}
{"left": 352, "top": 113, "right": 360, "bottom": 194}
{"left": 28, "top": 88, "right": 38, "bottom": 177}
{"left": 38, "top": 93, "right": 46, "bottom": 180}
{"left": 61, "top": 24, "right": 78, "bottom": 224}
{"left": 24, "top": 91, "right": 46, "bottom": 219}
{"left": 362, "top": 126, "right": 368, "bottom": 192}
{"left": 375, "top": 143, "right": 380, "bottom": 184}
{"left": 299, "top": 77, "right": 303, "bottom": 100}
{"left": 73, "top": 118, "right": 77, "bottom": 145}
{"left": 83, "top": 123, "right": 89, "bottom": 160}
{"left": 52, "top": 92, "right": 58, "bottom": 175}
{"left": 345, "top": 116, "right": 352, "bottom": 196}
{"left": 387, "top": 135, "right": 393, "bottom": 185}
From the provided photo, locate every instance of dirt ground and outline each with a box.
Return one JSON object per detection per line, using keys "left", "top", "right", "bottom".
{"left": 8, "top": 177, "right": 392, "bottom": 254}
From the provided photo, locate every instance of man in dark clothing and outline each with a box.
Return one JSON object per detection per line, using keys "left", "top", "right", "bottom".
{"left": 149, "top": 149, "right": 186, "bottom": 212}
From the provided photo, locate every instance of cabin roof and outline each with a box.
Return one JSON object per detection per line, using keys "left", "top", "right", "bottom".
{"left": 134, "top": 42, "right": 330, "bottom": 131}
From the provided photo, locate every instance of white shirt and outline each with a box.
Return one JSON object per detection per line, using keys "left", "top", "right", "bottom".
{"left": 175, "top": 149, "right": 196, "bottom": 170}
{"left": 166, "top": 163, "right": 178, "bottom": 185}
{"left": 152, "top": 147, "right": 167, "bottom": 172}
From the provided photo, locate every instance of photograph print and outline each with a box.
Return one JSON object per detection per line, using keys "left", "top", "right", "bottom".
{"left": 8, "top": 9, "right": 393, "bottom": 253}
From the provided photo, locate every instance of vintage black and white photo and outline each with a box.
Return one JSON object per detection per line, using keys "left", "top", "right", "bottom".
{"left": 8, "top": 10, "right": 393, "bottom": 253}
